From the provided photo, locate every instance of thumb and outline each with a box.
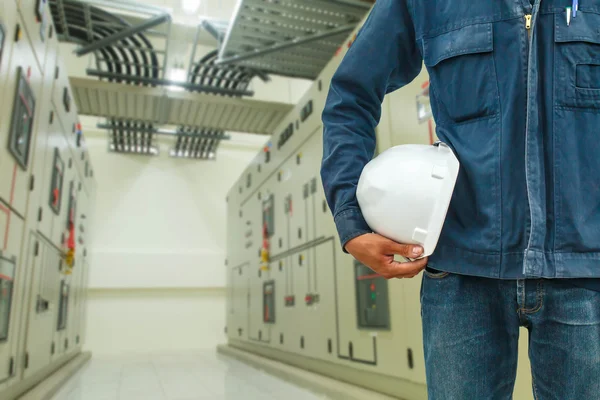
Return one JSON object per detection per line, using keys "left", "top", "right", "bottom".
{"left": 386, "top": 241, "right": 424, "bottom": 258}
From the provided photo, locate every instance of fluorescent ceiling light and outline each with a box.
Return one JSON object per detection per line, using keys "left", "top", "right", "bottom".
{"left": 168, "top": 67, "right": 187, "bottom": 91}
{"left": 169, "top": 67, "right": 186, "bottom": 82}
{"left": 181, "top": 0, "right": 201, "bottom": 14}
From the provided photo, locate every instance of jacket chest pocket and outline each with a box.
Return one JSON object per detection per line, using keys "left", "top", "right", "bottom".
{"left": 555, "top": 12, "right": 600, "bottom": 109}
{"left": 422, "top": 23, "right": 499, "bottom": 124}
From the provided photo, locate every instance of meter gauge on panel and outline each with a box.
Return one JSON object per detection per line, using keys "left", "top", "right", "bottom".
{"left": 9, "top": 67, "right": 36, "bottom": 169}
{"left": 49, "top": 148, "right": 65, "bottom": 215}
{"left": 0, "top": 253, "right": 16, "bottom": 342}
{"left": 354, "top": 260, "right": 391, "bottom": 330}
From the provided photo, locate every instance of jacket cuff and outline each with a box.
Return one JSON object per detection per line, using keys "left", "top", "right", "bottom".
{"left": 334, "top": 209, "right": 372, "bottom": 253}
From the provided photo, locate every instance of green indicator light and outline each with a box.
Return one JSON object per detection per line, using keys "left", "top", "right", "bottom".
{"left": 371, "top": 293, "right": 376, "bottom": 300}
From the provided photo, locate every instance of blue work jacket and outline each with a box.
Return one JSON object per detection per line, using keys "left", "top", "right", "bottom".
{"left": 321, "top": 0, "right": 600, "bottom": 290}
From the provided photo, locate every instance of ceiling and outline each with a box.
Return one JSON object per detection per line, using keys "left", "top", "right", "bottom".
{"left": 132, "top": 0, "right": 239, "bottom": 23}
{"left": 52, "top": 0, "right": 369, "bottom": 158}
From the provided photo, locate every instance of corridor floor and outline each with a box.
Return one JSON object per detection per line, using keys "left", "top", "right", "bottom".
{"left": 50, "top": 350, "right": 328, "bottom": 400}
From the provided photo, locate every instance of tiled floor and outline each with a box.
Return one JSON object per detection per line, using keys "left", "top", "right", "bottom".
{"left": 50, "top": 350, "right": 329, "bottom": 400}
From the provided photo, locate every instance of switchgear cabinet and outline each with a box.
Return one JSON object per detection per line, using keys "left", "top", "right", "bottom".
{"left": 0, "top": 1, "right": 96, "bottom": 399}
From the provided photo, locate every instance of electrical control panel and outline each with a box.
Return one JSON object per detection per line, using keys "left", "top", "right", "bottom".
{"left": 354, "top": 261, "right": 390, "bottom": 330}
{"left": 9, "top": 67, "right": 36, "bottom": 169}
{"left": 0, "top": 2, "right": 95, "bottom": 397}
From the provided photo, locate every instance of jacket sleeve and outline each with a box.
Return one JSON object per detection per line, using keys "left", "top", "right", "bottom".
{"left": 320, "top": 0, "right": 423, "bottom": 250}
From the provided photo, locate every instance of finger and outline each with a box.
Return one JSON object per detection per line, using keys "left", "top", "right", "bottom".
{"left": 384, "top": 258, "right": 428, "bottom": 279}
{"left": 397, "top": 270, "right": 422, "bottom": 279}
{"left": 384, "top": 241, "right": 424, "bottom": 259}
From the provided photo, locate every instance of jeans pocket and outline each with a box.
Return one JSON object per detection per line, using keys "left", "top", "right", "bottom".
{"left": 424, "top": 266, "right": 450, "bottom": 279}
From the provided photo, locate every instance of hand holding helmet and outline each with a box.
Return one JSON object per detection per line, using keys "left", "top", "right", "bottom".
{"left": 346, "top": 233, "right": 428, "bottom": 279}
{"left": 348, "top": 142, "right": 460, "bottom": 279}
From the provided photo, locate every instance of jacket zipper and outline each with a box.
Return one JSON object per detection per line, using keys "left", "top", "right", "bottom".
{"left": 523, "top": 2, "right": 539, "bottom": 265}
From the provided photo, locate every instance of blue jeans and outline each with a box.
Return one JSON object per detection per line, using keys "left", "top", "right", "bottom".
{"left": 420, "top": 269, "right": 600, "bottom": 399}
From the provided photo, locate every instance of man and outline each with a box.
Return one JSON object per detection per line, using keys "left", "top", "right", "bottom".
{"left": 321, "top": 0, "right": 600, "bottom": 399}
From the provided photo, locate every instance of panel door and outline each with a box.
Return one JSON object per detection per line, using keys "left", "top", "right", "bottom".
{"left": 0, "top": 1, "right": 18, "bottom": 114}
{"left": 49, "top": 139, "right": 73, "bottom": 249}
{"left": 248, "top": 267, "right": 271, "bottom": 344}
{"left": 0, "top": 212, "right": 25, "bottom": 387}
{"left": 23, "top": 235, "right": 54, "bottom": 379}
{"left": 301, "top": 242, "right": 337, "bottom": 362}
{"left": 228, "top": 263, "right": 249, "bottom": 341}
{"left": 27, "top": 25, "right": 58, "bottom": 237}
{"left": 47, "top": 246, "right": 67, "bottom": 361}
{"left": 16, "top": 0, "right": 54, "bottom": 73}
{"left": 33, "top": 104, "right": 63, "bottom": 241}
{"left": 0, "top": 15, "right": 43, "bottom": 216}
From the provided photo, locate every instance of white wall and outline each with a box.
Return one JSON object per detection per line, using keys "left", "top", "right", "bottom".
{"left": 84, "top": 288, "right": 227, "bottom": 355}
{"left": 86, "top": 133, "right": 265, "bottom": 289}
{"left": 82, "top": 130, "right": 266, "bottom": 354}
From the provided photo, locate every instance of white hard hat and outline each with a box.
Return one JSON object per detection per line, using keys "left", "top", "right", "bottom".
{"left": 357, "top": 142, "right": 460, "bottom": 257}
